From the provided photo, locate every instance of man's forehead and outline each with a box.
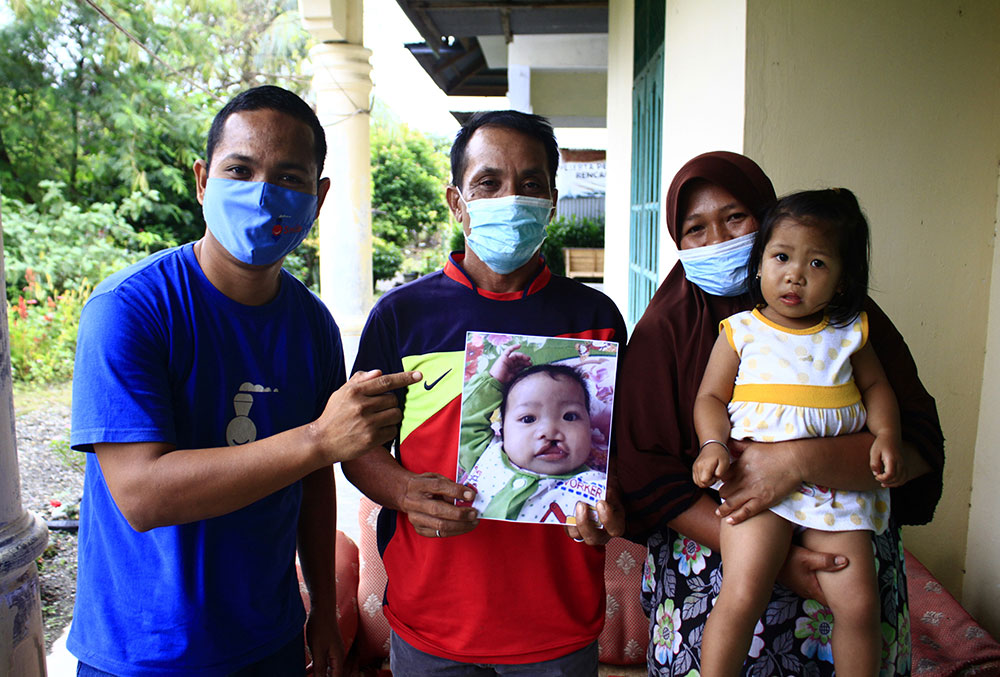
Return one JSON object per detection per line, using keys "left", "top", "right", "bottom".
{"left": 466, "top": 126, "right": 548, "bottom": 164}
{"left": 215, "top": 110, "right": 315, "bottom": 159}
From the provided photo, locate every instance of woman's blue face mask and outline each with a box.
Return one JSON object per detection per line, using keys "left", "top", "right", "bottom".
{"left": 459, "top": 191, "right": 553, "bottom": 275}
{"left": 676, "top": 232, "right": 756, "bottom": 297}
{"left": 202, "top": 177, "right": 318, "bottom": 266}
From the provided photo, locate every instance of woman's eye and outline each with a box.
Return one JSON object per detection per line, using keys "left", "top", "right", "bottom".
{"left": 684, "top": 224, "right": 704, "bottom": 236}
{"left": 727, "top": 212, "right": 747, "bottom": 222}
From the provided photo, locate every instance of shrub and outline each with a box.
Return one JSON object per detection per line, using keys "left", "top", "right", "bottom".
{"left": 540, "top": 215, "right": 605, "bottom": 276}
{"left": 7, "top": 270, "right": 90, "bottom": 384}
{"left": 373, "top": 236, "right": 404, "bottom": 282}
{"left": 282, "top": 233, "right": 319, "bottom": 292}
{"left": 2, "top": 181, "right": 174, "bottom": 301}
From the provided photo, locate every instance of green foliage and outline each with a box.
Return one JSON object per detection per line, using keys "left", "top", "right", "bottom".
{"left": 0, "top": 0, "right": 312, "bottom": 244}
{"left": 49, "top": 437, "right": 85, "bottom": 473}
{"left": 448, "top": 222, "right": 466, "bottom": 254}
{"left": 2, "top": 182, "right": 174, "bottom": 299}
{"left": 282, "top": 232, "right": 320, "bottom": 290}
{"left": 7, "top": 269, "right": 90, "bottom": 384}
{"left": 2, "top": 183, "right": 177, "bottom": 384}
{"left": 540, "top": 215, "right": 605, "bottom": 276}
{"left": 371, "top": 117, "right": 450, "bottom": 253}
{"left": 372, "top": 236, "right": 404, "bottom": 282}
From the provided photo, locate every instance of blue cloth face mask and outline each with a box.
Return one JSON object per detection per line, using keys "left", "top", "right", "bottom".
{"left": 676, "top": 232, "right": 756, "bottom": 297}
{"left": 460, "top": 193, "right": 553, "bottom": 275}
{"left": 202, "top": 177, "right": 318, "bottom": 266}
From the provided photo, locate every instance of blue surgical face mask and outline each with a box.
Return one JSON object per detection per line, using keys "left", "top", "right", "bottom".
{"left": 676, "top": 232, "right": 756, "bottom": 297}
{"left": 460, "top": 192, "right": 553, "bottom": 275}
{"left": 202, "top": 177, "right": 318, "bottom": 266}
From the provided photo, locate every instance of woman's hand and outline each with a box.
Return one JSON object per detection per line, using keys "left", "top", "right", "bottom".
{"left": 776, "top": 544, "right": 848, "bottom": 605}
{"left": 716, "top": 438, "right": 802, "bottom": 525}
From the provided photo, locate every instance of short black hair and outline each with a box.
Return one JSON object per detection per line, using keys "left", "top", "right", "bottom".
{"left": 206, "top": 85, "right": 327, "bottom": 179}
{"left": 747, "top": 188, "right": 870, "bottom": 326}
{"left": 499, "top": 363, "right": 590, "bottom": 424}
{"left": 450, "top": 110, "right": 559, "bottom": 188}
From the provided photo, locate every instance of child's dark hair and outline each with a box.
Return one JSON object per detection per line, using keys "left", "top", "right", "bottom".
{"left": 747, "top": 188, "right": 870, "bottom": 326}
{"left": 499, "top": 363, "right": 591, "bottom": 422}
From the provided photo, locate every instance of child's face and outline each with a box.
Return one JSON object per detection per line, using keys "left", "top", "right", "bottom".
{"left": 759, "top": 217, "right": 844, "bottom": 328}
{"left": 502, "top": 372, "right": 592, "bottom": 475}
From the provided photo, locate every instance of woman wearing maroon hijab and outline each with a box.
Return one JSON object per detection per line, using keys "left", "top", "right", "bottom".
{"left": 616, "top": 151, "right": 944, "bottom": 676}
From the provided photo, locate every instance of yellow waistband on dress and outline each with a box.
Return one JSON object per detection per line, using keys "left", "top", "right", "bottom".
{"left": 732, "top": 382, "right": 861, "bottom": 408}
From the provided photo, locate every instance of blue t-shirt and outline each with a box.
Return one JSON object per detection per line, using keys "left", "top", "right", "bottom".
{"left": 68, "top": 243, "right": 345, "bottom": 676}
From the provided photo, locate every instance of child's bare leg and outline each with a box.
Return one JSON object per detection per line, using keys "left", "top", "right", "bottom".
{"left": 801, "top": 528, "right": 880, "bottom": 677}
{"left": 700, "top": 511, "right": 794, "bottom": 677}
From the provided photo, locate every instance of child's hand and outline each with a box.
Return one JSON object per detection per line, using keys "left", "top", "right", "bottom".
{"left": 693, "top": 441, "right": 730, "bottom": 488}
{"left": 489, "top": 344, "right": 533, "bottom": 384}
{"left": 870, "top": 434, "right": 907, "bottom": 487}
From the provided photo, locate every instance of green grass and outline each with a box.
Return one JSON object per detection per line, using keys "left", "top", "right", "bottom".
{"left": 13, "top": 380, "right": 72, "bottom": 414}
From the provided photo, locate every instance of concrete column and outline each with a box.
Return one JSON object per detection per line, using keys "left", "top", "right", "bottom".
{"left": 0, "top": 209, "right": 49, "bottom": 675}
{"left": 309, "top": 41, "right": 373, "bottom": 370}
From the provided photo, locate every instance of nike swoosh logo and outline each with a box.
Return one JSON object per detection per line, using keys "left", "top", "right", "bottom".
{"left": 424, "top": 368, "right": 452, "bottom": 390}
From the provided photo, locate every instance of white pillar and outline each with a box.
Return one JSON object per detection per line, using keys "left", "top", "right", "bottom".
{"left": 0, "top": 211, "right": 49, "bottom": 675}
{"left": 308, "top": 41, "right": 373, "bottom": 371}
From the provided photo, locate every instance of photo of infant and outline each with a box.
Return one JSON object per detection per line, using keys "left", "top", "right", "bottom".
{"left": 457, "top": 332, "right": 619, "bottom": 525}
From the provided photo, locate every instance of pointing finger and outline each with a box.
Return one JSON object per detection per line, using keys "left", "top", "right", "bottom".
{"left": 358, "top": 370, "right": 422, "bottom": 395}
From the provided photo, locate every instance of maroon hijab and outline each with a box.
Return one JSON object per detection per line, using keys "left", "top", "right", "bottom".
{"left": 616, "top": 152, "right": 943, "bottom": 542}
{"left": 615, "top": 152, "right": 775, "bottom": 539}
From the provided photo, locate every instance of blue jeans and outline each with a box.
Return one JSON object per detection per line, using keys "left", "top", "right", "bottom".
{"left": 389, "top": 630, "right": 598, "bottom": 677}
{"left": 77, "top": 630, "right": 305, "bottom": 676}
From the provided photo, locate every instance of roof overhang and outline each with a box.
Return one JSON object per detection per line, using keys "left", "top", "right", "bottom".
{"left": 395, "top": 0, "right": 608, "bottom": 109}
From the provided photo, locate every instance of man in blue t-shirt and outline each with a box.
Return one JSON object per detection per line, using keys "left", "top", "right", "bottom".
{"left": 69, "top": 86, "right": 420, "bottom": 677}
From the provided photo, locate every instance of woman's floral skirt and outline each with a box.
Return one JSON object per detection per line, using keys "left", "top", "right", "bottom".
{"left": 641, "top": 521, "right": 910, "bottom": 676}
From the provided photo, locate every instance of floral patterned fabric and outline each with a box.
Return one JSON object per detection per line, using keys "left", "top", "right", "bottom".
{"left": 641, "top": 522, "right": 911, "bottom": 676}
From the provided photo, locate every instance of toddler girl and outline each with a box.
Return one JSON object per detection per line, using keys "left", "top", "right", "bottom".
{"left": 692, "top": 188, "right": 906, "bottom": 676}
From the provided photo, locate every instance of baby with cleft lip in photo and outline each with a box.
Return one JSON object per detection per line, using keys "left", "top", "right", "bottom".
{"left": 458, "top": 344, "right": 606, "bottom": 523}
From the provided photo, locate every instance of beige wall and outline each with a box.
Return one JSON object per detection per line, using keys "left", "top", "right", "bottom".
{"left": 531, "top": 71, "right": 609, "bottom": 122}
{"left": 744, "top": 0, "right": 1000, "bottom": 617}
{"left": 604, "top": 0, "right": 747, "bottom": 317}
{"left": 660, "top": 0, "right": 747, "bottom": 283}
{"left": 603, "top": 0, "right": 634, "bottom": 314}
{"left": 965, "top": 173, "right": 1000, "bottom": 634}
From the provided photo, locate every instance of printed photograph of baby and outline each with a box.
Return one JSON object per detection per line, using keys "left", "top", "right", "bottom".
{"left": 457, "top": 332, "right": 619, "bottom": 526}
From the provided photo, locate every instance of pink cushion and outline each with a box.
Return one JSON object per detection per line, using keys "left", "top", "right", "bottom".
{"left": 598, "top": 537, "right": 649, "bottom": 665}
{"left": 355, "top": 496, "right": 393, "bottom": 668}
{"left": 906, "top": 549, "right": 1000, "bottom": 675}
{"left": 297, "top": 530, "right": 361, "bottom": 652}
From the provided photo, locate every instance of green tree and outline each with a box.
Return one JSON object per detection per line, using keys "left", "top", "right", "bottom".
{"left": 371, "top": 118, "right": 450, "bottom": 248}
{"left": 369, "top": 113, "right": 450, "bottom": 282}
{"left": 0, "top": 0, "right": 312, "bottom": 244}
